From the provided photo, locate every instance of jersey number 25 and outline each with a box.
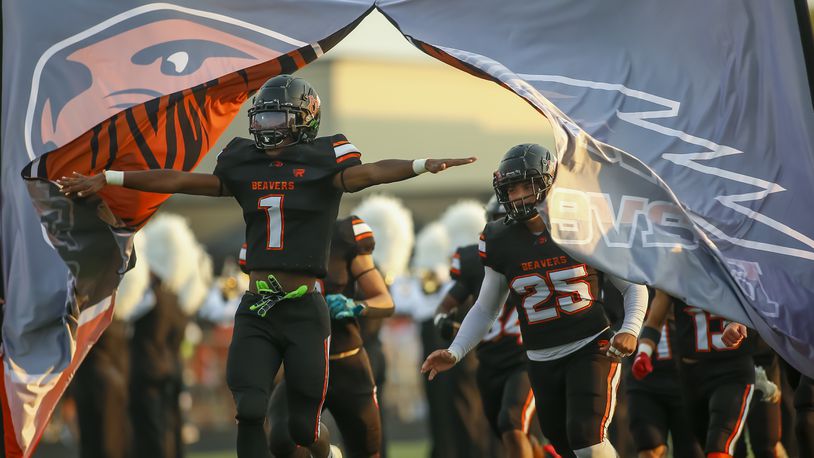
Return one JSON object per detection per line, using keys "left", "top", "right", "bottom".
{"left": 510, "top": 265, "right": 594, "bottom": 324}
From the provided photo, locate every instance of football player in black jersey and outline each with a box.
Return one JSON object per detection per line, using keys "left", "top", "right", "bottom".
{"left": 733, "top": 337, "right": 782, "bottom": 458}
{"left": 434, "top": 196, "right": 544, "bottom": 458}
{"left": 58, "top": 74, "right": 474, "bottom": 458}
{"left": 627, "top": 292, "right": 703, "bottom": 458}
{"left": 267, "top": 215, "right": 392, "bottom": 458}
{"left": 422, "top": 144, "right": 649, "bottom": 458}
{"left": 633, "top": 290, "right": 755, "bottom": 458}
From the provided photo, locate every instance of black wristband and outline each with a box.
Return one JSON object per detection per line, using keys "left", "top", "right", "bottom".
{"left": 639, "top": 326, "right": 662, "bottom": 344}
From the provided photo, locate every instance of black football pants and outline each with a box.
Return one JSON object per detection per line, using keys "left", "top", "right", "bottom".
{"left": 627, "top": 387, "right": 703, "bottom": 457}
{"left": 526, "top": 331, "right": 621, "bottom": 458}
{"left": 680, "top": 355, "right": 755, "bottom": 456}
{"left": 268, "top": 348, "right": 381, "bottom": 457}
{"left": 226, "top": 292, "right": 330, "bottom": 458}
{"left": 476, "top": 361, "right": 536, "bottom": 437}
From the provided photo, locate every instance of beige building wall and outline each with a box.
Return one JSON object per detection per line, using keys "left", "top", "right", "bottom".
{"left": 163, "top": 23, "right": 555, "bottom": 260}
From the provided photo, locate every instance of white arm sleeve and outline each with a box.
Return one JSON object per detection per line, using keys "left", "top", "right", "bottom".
{"left": 608, "top": 275, "right": 649, "bottom": 337}
{"left": 447, "top": 266, "right": 510, "bottom": 361}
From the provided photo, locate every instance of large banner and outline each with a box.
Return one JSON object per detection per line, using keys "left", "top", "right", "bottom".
{"left": 3, "top": 0, "right": 813, "bottom": 455}
{"left": 2, "top": 1, "right": 374, "bottom": 454}
{"left": 378, "top": 0, "right": 814, "bottom": 372}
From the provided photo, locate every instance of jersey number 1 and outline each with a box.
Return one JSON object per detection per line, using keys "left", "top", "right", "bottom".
{"left": 258, "top": 195, "right": 284, "bottom": 249}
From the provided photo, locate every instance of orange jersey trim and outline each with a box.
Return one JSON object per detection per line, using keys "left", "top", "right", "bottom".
{"left": 599, "top": 362, "right": 619, "bottom": 441}
{"left": 724, "top": 385, "right": 753, "bottom": 454}
{"left": 336, "top": 152, "right": 361, "bottom": 163}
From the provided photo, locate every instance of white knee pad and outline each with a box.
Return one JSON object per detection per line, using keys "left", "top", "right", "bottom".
{"left": 574, "top": 439, "right": 618, "bottom": 458}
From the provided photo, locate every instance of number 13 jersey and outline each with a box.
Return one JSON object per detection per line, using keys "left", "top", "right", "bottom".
{"left": 214, "top": 135, "right": 362, "bottom": 277}
{"left": 480, "top": 219, "right": 609, "bottom": 350}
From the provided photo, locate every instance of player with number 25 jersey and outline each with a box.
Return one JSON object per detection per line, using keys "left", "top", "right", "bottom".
{"left": 434, "top": 197, "right": 537, "bottom": 457}
{"left": 422, "top": 144, "right": 649, "bottom": 458}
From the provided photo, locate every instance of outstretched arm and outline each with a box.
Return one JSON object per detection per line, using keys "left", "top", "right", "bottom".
{"left": 421, "top": 266, "right": 508, "bottom": 380}
{"left": 57, "top": 170, "right": 228, "bottom": 197}
{"left": 334, "top": 158, "right": 476, "bottom": 193}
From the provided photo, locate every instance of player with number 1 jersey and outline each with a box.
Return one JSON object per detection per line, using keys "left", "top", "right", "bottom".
{"left": 422, "top": 144, "right": 649, "bottom": 458}
{"left": 59, "top": 74, "right": 475, "bottom": 458}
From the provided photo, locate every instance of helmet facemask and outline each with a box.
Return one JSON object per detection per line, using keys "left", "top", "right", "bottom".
{"left": 493, "top": 172, "right": 553, "bottom": 222}
{"left": 492, "top": 143, "right": 557, "bottom": 223}
{"left": 248, "top": 76, "right": 321, "bottom": 149}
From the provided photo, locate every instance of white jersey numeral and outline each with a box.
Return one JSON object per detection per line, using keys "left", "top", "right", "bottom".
{"left": 510, "top": 265, "right": 594, "bottom": 324}
{"left": 483, "top": 304, "right": 522, "bottom": 342}
{"left": 258, "top": 195, "right": 284, "bottom": 249}
{"left": 684, "top": 306, "right": 738, "bottom": 352}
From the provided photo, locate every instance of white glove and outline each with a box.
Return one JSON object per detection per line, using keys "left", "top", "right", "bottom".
{"left": 755, "top": 366, "right": 781, "bottom": 403}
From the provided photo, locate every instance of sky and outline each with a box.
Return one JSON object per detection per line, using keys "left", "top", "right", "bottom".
{"left": 323, "top": 9, "right": 433, "bottom": 60}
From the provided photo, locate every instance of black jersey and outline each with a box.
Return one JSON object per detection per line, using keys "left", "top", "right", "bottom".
{"left": 673, "top": 299, "right": 754, "bottom": 360}
{"left": 316, "top": 216, "right": 375, "bottom": 355}
{"left": 480, "top": 220, "right": 609, "bottom": 350}
{"left": 449, "top": 244, "right": 525, "bottom": 370}
{"left": 213, "top": 135, "right": 362, "bottom": 277}
{"left": 449, "top": 245, "right": 485, "bottom": 304}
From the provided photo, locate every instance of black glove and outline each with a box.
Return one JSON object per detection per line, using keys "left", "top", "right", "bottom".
{"left": 433, "top": 313, "right": 460, "bottom": 341}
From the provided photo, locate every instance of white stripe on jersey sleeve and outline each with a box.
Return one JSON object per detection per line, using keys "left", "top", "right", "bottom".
{"left": 478, "top": 239, "right": 486, "bottom": 253}
{"left": 334, "top": 143, "right": 360, "bottom": 158}
{"left": 352, "top": 222, "right": 373, "bottom": 237}
{"left": 451, "top": 256, "right": 461, "bottom": 271}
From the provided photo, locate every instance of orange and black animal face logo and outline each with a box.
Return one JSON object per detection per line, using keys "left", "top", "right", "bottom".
{"left": 26, "top": 4, "right": 305, "bottom": 159}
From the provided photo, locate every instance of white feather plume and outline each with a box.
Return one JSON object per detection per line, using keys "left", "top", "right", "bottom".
{"left": 440, "top": 199, "right": 486, "bottom": 255}
{"left": 141, "top": 213, "right": 199, "bottom": 294}
{"left": 178, "top": 243, "right": 213, "bottom": 316}
{"left": 113, "top": 230, "right": 150, "bottom": 321}
{"left": 411, "top": 222, "right": 451, "bottom": 277}
{"left": 352, "top": 195, "right": 414, "bottom": 283}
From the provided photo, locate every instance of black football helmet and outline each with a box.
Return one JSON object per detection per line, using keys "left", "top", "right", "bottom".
{"left": 248, "top": 75, "right": 321, "bottom": 148}
{"left": 492, "top": 143, "right": 557, "bottom": 222}
{"left": 485, "top": 195, "right": 507, "bottom": 222}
